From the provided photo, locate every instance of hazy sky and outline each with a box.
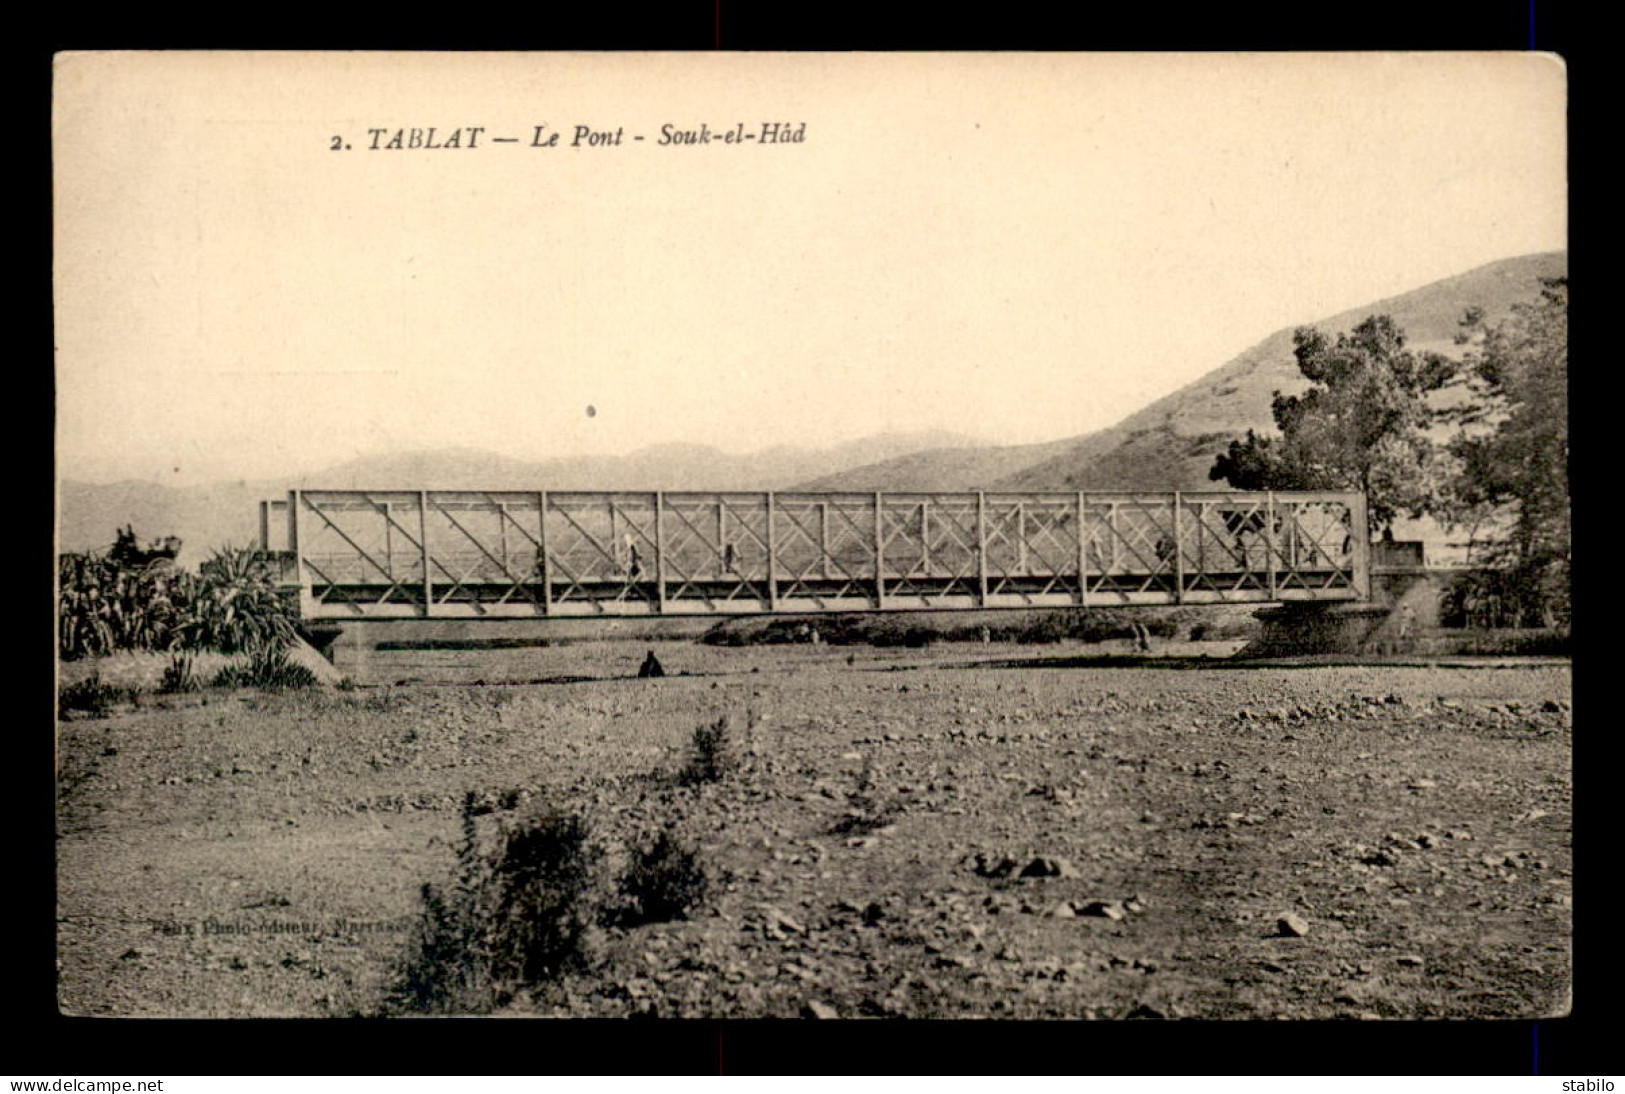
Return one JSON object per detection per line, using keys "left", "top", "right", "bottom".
{"left": 54, "top": 52, "right": 1566, "bottom": 486}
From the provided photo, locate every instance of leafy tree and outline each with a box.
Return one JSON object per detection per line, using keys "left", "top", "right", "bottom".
{"left": 1209, "top": 315, "right": 1456, "bottom": 533}
{"left": 1444, "top": 277, "right": 1568, "bottom": 625}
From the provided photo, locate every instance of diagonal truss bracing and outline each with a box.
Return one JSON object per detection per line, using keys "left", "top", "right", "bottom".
{"left": 266, "top": 489, "right": 1368, "bottom": 619}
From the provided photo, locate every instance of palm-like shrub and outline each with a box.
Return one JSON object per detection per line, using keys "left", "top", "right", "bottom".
{"left": 59, "top": 542, "right": 299, "bottom": 660}
{"left": 178, "top": 546, "right": 297, "bottom": 653}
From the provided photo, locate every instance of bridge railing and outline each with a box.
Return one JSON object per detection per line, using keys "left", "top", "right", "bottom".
{"left": 260, "top": 489, "right": 1369, "bottom": 619}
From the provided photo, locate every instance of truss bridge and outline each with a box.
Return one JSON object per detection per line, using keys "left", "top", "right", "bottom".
{"left": 260, "top": 489, "right": 1370, "bottom": 621}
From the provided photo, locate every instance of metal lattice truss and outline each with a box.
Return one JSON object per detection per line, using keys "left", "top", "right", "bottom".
{"left": 261, "top": 489, "right": 1368, "bottom": 619}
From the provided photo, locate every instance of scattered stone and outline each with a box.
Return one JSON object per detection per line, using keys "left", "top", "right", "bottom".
{"left": 972, "top": 853, "right": 1020, "bottom": 879}
{"left": 1076, "top": 900, "right": 1126, "bottom": 920}
{"left": 1395, "top": 954, "right": 1425, "bottom": 967}
{"left": 800, "top": 999, "right": 839, "bottom": 1019}
{"left": 1046, "top": 901, "right": 1076, "bottom": 918}
{"left": 1019, "top": 856, "right": 1082, "bottom": 879}
{"left": 1276, "top": 913, "right": 1311, "bottom": 938}
{"left": 761, "top": 906, "right": 807, "bottom": 936}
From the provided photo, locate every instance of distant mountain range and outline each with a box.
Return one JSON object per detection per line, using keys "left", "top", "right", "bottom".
{"left": 56, "top": 431, "right": 982, "bottom": 564}
{"left": 60, "top": 251, "right": 1565, "bottom": 567}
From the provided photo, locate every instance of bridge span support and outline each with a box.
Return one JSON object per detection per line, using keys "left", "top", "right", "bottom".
{"left": 1241, "top": 546, "right": 1439, "bottom": 657}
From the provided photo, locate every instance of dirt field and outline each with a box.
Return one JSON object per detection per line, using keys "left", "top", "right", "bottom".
{"left": 56, "top": 639, "right": 1572, "bottom": 1019}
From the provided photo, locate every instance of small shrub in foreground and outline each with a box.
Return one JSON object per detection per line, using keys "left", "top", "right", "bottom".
{"left": 679, "top": 715, "right": 739, "bottom": 785}
{"left": 620, "top": 828, "right": 710, "bottom": 924}
{"left": 211, "top": 642, "right": 318, "bottom": 690}
{"left": 831, "top": 757, "right": 905, "bottom": 836}
{"left": 159, "top": 652, "right": 200, "bottom": 694}
{"left": 58, "top": 674, "right": 138, "bottom": 717}
{"left": 393, "top": 796, "right": 601, "bottom": 1014}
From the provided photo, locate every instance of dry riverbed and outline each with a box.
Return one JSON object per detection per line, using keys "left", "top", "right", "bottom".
{"left": 57, "top": 640, "right": 1572, "bottom": 1019}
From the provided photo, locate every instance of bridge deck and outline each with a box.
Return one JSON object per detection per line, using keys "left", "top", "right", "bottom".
{"left": 262, "top": 489, "right": 1370, "bottom": 620}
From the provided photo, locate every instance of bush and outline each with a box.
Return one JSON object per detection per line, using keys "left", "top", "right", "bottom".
{"left": 620, "top": 828, "right": 710, "bottom": 924}
{"left": 678, "top": 716, "right": 739, "bottom": 786}
{"left": 830, "top": 757, "right": 904, "bottom": 836}
{"left": 211, "top": 643, "right": 318, "bottom": 690}
{"left": 180, "top": 547, "right": 299, "bottom": 654}
{"left": 159, "top": 652, "right": 200, "bottom": 694}
{"left": 394, "top": 796, "right": 602, "bottom": 1014}
{"left": 58, "top": 674, "right": 138, "bottom": 717}
{"left": 59, "top": 541, "right": 299, "bottom": 660}
{"left": 58, "top": 553, "right": 192, "bottom": 660}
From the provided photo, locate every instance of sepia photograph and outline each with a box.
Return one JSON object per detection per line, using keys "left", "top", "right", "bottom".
{"left": 53, "top": 51, "right": 1569, "bottom": 1023}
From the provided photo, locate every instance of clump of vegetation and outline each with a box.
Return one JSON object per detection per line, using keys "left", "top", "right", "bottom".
{"left": 58, "top": 674, "right": 140, "bottom": 717}
{"left": 159, "top": 652, "right": 200, "bottom": 694}
{"left": 178, "top": 546, "right": 299, "bottom": 653}
{"left": 678, "top": 715, "right": 739, "bottom": 786}
{"left": 1208, "top": 314, "right": 1456, "bottom": 533}
{"left": 211, "top": 642, "right": 318, "bottom": 691}
{"left": 58, "top": 553, "right": 191, "bottom": 660}
{"left": 59, "top": 538, "right": 299, "bottom": 661}
{"left": 619, "top": 827, "right": 711, "bottom": 925}
{"left": 394, "top": 796, "right": 602, "bottom": 1014}
{"left": 831, "top": 757, "right": 905, "bottom": 836}
{"left": 1442, "top": 278, "right": 1570, "bottom": 629}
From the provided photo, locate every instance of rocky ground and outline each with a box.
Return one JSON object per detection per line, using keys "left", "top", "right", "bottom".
{"left": 56, "top": 640, "right": 1572, "bottom": 1019}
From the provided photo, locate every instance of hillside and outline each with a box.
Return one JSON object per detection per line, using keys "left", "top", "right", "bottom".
{"left": 799, "top": 253, "right": 1565, "bottom": 559}
{"left": 994, "top": 251, "right": 1568, "bottom": 496}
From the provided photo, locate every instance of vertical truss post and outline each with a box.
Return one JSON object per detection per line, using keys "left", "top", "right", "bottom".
{"left": 654, "top": 491, "right": 667, "bottom": 613}
{"left": 976, "top": 491, "right": 988, "bottom": 607}
{"left": 717, "top": 502, "right": 727, "bottom": 579}
{"left": 498, "top": 501, "right": 509, "bottom": 574}
{"left": 1076, "top": 492, "right": 1090, "bottom": 607}
{"left": 766, "top": 492, "right": 779, "bottom": 611}
{"left": 819, "top": 502, "right": 830, "bottom": 579}
{"left": 1197, "top": 500, "right": 1207, "bottom": 577}
{"left": 1109, "top": 503, "right": 1121, "bottom": 573}
{"left": 1265, "top": 491, "right": 1278, "bottom": 599}
{"left": 873, "top": 491, "right": 885, "bottom": 609}
{"left": 1173, "top": 492, "right": 1185, "bottom": 603}
{"left": 609, "top": 501, "right": 620, "bottom": 575}
{"left": 537, "top": 491, "right": 551, "bottom": 614}
{"left": 418, "top": 491, "right": 432, "bottom": 618}
{"left": 288, "top": 491, "right": 305, "bottom": 612}
{"left": 920, "top": 501, "right": 932, "bottom": 575}
{"left": 1016, "top": 501, "right": 1028, "bottom": 574}
{"left": 384, "top": 502, "right": 394, "bottom": 583}
{"left": 1350, "top": 492, "right": 1372, "bottom": 600}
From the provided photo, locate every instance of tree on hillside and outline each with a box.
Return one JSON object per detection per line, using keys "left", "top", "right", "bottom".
{"left": 1208, "top": 315, "right": 1456, "bottom": 534}
{"left": 1443, "top": 277, "right": 1569, "bottom": 625}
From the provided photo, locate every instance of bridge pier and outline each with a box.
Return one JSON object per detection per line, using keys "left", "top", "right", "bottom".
{"left": 1244, "top": 601, "right": 1393, "bottom": 657}
{"left": 297, "top": 622, "right": 346, "bottom": 665}
{"left": 1240, "top": 544, "right": 1439, "bottom": 658}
